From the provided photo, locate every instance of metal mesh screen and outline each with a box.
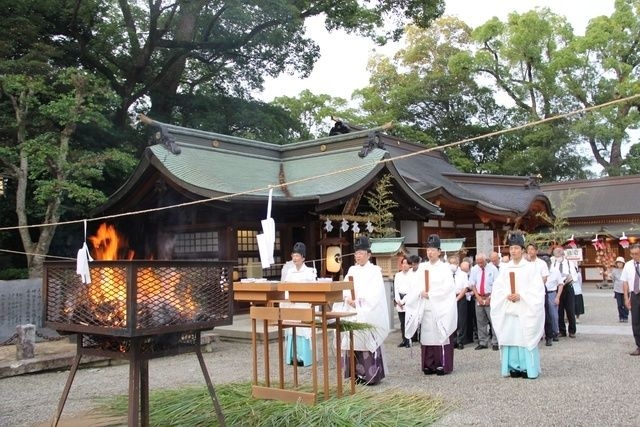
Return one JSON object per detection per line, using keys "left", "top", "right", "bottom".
{"left": 44, "top": 261, "right": 234, "bottom": 336}
{"left": 81, "top": 331, "right": 198, "bottom": 354}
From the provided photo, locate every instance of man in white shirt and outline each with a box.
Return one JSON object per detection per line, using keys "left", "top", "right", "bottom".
{"left": 469, "top": 253, "right": 499, "bottom": 350}
{"left": 551, "top": 247, "right": 578, "bottom": 338}
{"left": 527, "top": 243, "right": 551, "bottom": 345}
{"left": 622, "top": 243, "right": 640, "bottom": 355}
{"left": 451, "top": 258, "right": 471, "bottom": 349}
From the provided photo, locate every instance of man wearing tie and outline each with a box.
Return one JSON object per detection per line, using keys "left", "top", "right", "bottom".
{"left": 469, "top": 253, "right": 499, "bottom": 350}
{"left": 622, "top": 243, "right": 640, "bottom": 355}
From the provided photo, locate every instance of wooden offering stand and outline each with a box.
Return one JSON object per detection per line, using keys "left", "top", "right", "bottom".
{"left": 233, "top": 280, "right": 357, "bottom": 405}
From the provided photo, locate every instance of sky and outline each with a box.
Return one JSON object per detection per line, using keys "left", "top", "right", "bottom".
{"left": 256, "top": 0, "right": 616, "bottom": 102}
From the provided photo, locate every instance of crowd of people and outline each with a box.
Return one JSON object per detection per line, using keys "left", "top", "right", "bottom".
{"left": 280, "top": 235, "right": 640, "bottom": 385}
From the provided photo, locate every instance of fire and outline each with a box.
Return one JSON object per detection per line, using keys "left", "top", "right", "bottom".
{"left": 88, "top": 223, "right": 134, "bottom": 260}
{"left": 83, "top": 223, "right": 196, "bottom": 328}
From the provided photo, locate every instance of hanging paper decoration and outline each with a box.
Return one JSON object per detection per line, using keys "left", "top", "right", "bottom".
{"left": 256, "top": 188, "right": 275, "bottom": 268}
{"left": 324, "top": 219, "right": 333, "bottom": 232}
{"left": 76, "top": 220, "right": 94, "bottom": 284}
{"left": 366, "top": 221, "right": 374, "bottom": 233}
{"left": 591, "top": 234, "right": 604, "bottom": 251}
{"left": 351, "top": 221, "right": 360, "bottom": 233}
{"left": 566, "top": 234, "right": 576, "bottom": 249}
{"left": 619, "top": 232, "right": 630, "bottom": 249}
{"left": 341, "top": 218, "right": 349, "bottom": 232}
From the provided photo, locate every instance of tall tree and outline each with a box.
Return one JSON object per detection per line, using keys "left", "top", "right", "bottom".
{"left": 565, "top": 0, "right": 640, "bottom": 176}
{"left": 459, "top": 3, "right": 640, "bottom": 178}
{"left": 0, "top": 69, "right": 136, "bottom": 277}
{"left": 0, "top": 2, "right": 137, "bottom": 276}
{"left": 353, "top": 17, "right": 508, "bottom": 173}
{"left": 455, "top": 8, "right": 591, "bottom": 180}
{"left": 33, "top": 0, "right": 445, "bottom": 127}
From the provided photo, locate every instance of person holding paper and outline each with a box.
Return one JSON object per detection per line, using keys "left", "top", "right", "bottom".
{"left": 341, "top": 236, "right": 390, "bottom": 385}
{"left": 282, "top": 242, "right": 317, "bottom": 366}
{"left": 405, "top": 234, "right": 457, "bottom": 375}
{"left": 490, "top": 232, "right": 545, "bottom": 379}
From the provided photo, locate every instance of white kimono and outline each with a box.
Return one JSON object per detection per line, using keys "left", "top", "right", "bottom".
{"left": 404, "top": 260, "right": 457, "bottom": 345}
{"left": 490, "top": 259, "right": 545, "bottom": 350}
{"left": 341, "top": 261, "right": 390, "bottom": 352}
{"left": 282, "top": 264, "right": 317, "bottom": 339}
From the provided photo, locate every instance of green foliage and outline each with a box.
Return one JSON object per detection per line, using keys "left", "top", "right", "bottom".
{"left": 272, "top": 90, "right": 359, "bottom": 140}
{"left": 353, "top": 17, "right": 514, "bottom": 175}
{"left": 102, "top": 382, "right": 449, "bottom": 427}
{"left": 0, "top": 268, "right": 28, "bottom": 280}
{"left": 8, "top": 0, "right": 443, "bottom": 126}
{"left": 624, "top": 142, "right": 640, "bottom": 174}
{"left": 362, "top": 174, "right": 398, "bottom": 238}
{"left": 527, "top": 189, "right": 583, "bottom": 250}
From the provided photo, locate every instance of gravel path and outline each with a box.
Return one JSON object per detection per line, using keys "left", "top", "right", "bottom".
{"left": 1, "top": 285, "right": 639, "bottom": 426}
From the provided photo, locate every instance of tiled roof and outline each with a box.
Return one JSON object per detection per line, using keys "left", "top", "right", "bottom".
{"left": 106, "top": 121, "right": 442, "bottom": 215}
{"left": 541, "top": 175, "right": 640, "bottom": 218}
{"left": 383, "top": 139, "right": 548, "bottom": 216}
{"left": 101, "top": 120, "right": 550, "bottom": 220}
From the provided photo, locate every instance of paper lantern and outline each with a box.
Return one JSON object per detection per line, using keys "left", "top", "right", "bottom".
{"left": 326, "top": 246, "right": 342, "bottom": 273}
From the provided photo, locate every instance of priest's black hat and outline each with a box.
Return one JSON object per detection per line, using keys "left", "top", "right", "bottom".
{"left": 426, "top": 234, "right": 441, "bottom": 249}
{"left": 292, "top": 242, "right": 306, "bottom": 257}
{"left": 508, "top": 233, "right": 525, "bottom": 248}
{"left": 354, "top": 236, "right": 371, "bottom": 252}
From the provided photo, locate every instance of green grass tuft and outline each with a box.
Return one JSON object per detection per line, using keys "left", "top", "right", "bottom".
{"left": 101, "top": 382, "right": 449, "bottom": 426}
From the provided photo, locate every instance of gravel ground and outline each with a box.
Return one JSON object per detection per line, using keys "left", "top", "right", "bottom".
{"left": 1, "top": 285, "right": 639, "bottom": 426}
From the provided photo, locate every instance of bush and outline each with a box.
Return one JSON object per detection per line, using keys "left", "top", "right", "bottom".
{"left": 0, "top": 268, "right": 29, "bottom": 280}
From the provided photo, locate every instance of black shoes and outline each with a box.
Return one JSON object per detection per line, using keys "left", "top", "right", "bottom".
{"left": 552, "top": 336, "right": 559, "bottom": 342}
{"left": 492, "top": 345, "right": 499, "bottom": 351}
{"left": 545, "top": 338, "right": 552, "bottom": 346}
{"left": 424, "top": 367, "right": 446, "bottom": 375}
{"left": 474, "top": 344, "right": 488, "bottom": 350}
{"left": 509, "top": 370, "right": 528, "bottom": 378}
{"left": 455, "top": 343, "right": 464, "bottom": 350}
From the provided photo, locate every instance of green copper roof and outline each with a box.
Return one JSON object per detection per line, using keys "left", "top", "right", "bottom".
{"left": 149, "top": 143, "right": 387, "bottom": 199}
{"left": 440, "top": 238, "right": 466, "bottom": 253}
{"left": 370, "top": 237, "right": 406, "bottom": 255}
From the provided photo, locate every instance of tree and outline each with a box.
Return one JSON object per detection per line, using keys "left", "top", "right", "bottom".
{"left": 0, "top": 68, "right": 137, "bottom": 277}
{"left": 361, "top": 174, "right": 398, "bottom": 238}
{"left": 526, "top": 189, "right": 582, "bottom": 251}
{"left": 565, "top": 0, "right": 640, "bottom": 176}
{"left": 458, "top": 3, "right": 640, "bottom": 179}
{"left": 353, "top": 17, "right": 509, "bottom": 173}
{"left": 624, "top": 142, "right": 640, "bottom": 173}
{"left": 26, "top": 0, "right": 445, "bottom": 127}
{"left": 272, "top": 90, "right": 359, "bottom": 140}
{"left": 453, "top": 9, "right": 592, "bottom": 181}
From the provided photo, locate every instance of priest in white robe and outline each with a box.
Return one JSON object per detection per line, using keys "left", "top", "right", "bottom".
{"left": 341, "top": 236, "right": 390, "bottom": 385}
{"left": 490, "top": 232, "right": 545, "bottom": 379}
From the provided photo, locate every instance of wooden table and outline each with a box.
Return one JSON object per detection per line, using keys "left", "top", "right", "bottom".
{"left": 237, "top": 281, "right": 356, "bottom": 404}
{"left": 232, "top": 281, "right": 284, "bottom": 304}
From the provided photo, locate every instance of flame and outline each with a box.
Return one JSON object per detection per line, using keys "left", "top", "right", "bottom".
{"left": 83, "top": 223, "right": 196, "bottom": 328}
{"left": 88, "top": 223, "right": 128, "bottom": 260}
